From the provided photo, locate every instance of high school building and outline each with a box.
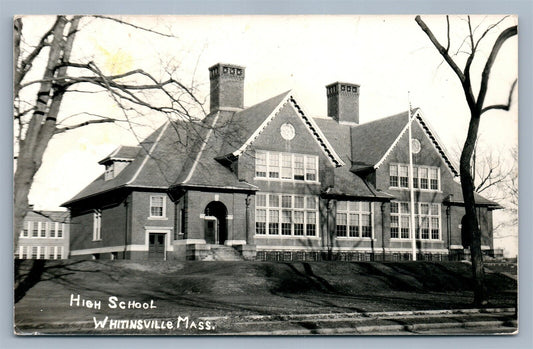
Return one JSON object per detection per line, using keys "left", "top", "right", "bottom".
{"left": 64, "top": 63, "right": 500, "bottom": 261}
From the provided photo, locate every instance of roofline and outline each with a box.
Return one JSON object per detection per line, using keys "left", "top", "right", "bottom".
{"left": 62, "top": 184, "right": 169, "bottom": 207}
{"left": 230, "top": 91, "right": 345, "bottom": 168}
{"left": 373, "top": 109, "right": 459, "bottom": 177}
{"left": 126, "top": 122, "right": 170, "bottom": 185}
{"left": 231, "top": 91, "right": 292, "bottom": 158}
{"left": 172, "top": 182, "right": 259, "bottom": 193}
{"left": 288, "top": 94, "right": 345, "bottom": 167}
{"left": 182, "top": 111, "right": 221, "bottom": 184}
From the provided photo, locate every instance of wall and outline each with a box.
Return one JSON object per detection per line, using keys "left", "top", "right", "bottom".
{"left": 17, "top": 211, "right": 70, "bottom": 259}
{"left": 237, "top": 101, "right": 338, "bottom": 250}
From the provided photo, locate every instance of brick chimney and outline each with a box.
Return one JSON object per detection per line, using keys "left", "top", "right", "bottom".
{"left": 326, "top": 82, "right": 360, "bottom": 125}
{"left": 209, "top": 63, "right": 245, "bottom": 113}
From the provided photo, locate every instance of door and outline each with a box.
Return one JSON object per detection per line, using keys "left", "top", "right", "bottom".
{"left": 148, "top": 233, "right": 166, "bottom": 260}
{"left": 204, "top": 217, "right": 218, "bottom": 244}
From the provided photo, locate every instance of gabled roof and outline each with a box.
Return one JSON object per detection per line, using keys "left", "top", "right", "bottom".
{"left": 350, "top": 109, "right": 459, "bottom": 177}
{"left": 217, "top": 91, "right": 344, "bottom": 167}
{"left": 63, "top": 122, "right": 199, "bottom": 205}
{"left": 98, "top": 145, "right": 140, "bottom": 165}
{"left": 313, "top": 117, "right": 393, "bottom": 200}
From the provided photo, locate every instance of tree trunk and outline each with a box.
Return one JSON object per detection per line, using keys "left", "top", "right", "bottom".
{"left": 459, "top": 112, "right": 486, "bottom": 306}
{"left": 13, "top": 16, "right": 80, "bottom": 250}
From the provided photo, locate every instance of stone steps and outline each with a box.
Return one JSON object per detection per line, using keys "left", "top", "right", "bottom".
{"left": 204, "top": 245, "right": 244, "bottom": 261}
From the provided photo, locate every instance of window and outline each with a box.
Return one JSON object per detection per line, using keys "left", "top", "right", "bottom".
{"left": 256, "top": 151, "right": 319, "bottom": 182}
{"left": 336, "top": 201, "right": 373, "bottom": 238}
{"left": 150, "top": 195, "right": 166, "bottom": 218}
{"left": 32, "top": 222, "right": 38, "bottom": 238}
{"left": 255, "top": 152, "right": 267, "bottom": 177}
{"left": 21, "top": 221, "right": 29, "bottom": 238}
{"left": 255, "top": 193, "right": 319, "bottom": 237}
{"left": 105, "top": 164, "right": 114, "bottom": 181}
{"left": 390, "top": 201, "right": 441, "bottom": 240}
{"left": 31, "top": 246, "right": 38, "bottom": 259}
{"left": 390, "top": 165, "right": 398, "bottom": 187}
{"left": 57, "top": 246, "right": 64, "bottom": 259}
{"left": 93, "top": 209, "right": 102, "bottom": 241}
{"left": 399, "top": 165, "right": 409, "bottom": 188}
{"left": 389, "top": 164, "right": 440, "bottom": 191}
{"left": 41, "top": 222, "right": 48, "bottom": 238}
{"left": 268, "top": 153, "right": 279, "bottom": 178}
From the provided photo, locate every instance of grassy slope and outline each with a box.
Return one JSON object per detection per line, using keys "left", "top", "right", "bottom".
{"left": 14, "top": 260, "right": 516, "bottom": 332}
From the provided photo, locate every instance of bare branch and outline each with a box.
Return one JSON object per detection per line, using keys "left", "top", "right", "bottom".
{"left": 91, "top": 15, "right": 176, "bottom": 38}
{"left": 481, "top": 78, "right": 518, "bottom": 115}
{"left": 445, "top": 15, "right": 450, "bottom": 52}
{"left": 476, "top": 25, "right": 518, "bottom": 111}
{"left": 474, "top": 16, "right": 510, "bottom": 51}
{"left": 54, "top": 118, "right": 117, "bottom": 134}
{"left": 416, "top": 15, "right": 477, "bottom": 112}
{"left": 415, "top": 15, "right": 466, "bottom": 83}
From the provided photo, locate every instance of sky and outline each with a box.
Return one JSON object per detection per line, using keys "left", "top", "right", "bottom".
{"left": 17, "top": 15, "right": 518, "bottom": 255}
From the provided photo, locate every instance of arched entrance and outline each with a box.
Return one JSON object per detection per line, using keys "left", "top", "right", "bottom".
{"left": 204, "top": 201, "right": 228, "bottom": 245}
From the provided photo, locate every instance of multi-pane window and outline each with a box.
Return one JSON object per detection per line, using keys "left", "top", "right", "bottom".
{"left": 389, "top": 164, "right": 440, "bottom": 191}
{"left": 255, "top": 193, "right": 319, "bottom": 237}
{"left": 32, "top": 222, "right": 39, "bottom": 238}
{"left": 150, "top": 195, "right": 166, "bottom": 217}
{"left": 41, "top": 222, "right": 48, "bottom": 238}
{"left": 57, "top": 223, "right": 64, "bottom": 238}
{"left": 336, "top": 201, "right": 373, "bottom": 238}
{"left": 21, "top": 221, "right": 29, "bottom": 238}
{"left": 31, "top": 246, "right": 38, "bottom": 259}
{"left": 93, "top": 209, "right": 102, "bottom": 241}
{"left": 255, "top": 151, "right": 319, "bottom": 182}
{"left": 390, "top": 201, "right": 441, "bottom": 240}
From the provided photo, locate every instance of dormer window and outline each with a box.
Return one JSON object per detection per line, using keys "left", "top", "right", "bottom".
{"left": 99, "top": 146, "right": 140, "bottom": 181}
{"left": 105, "top": 164, "right": 114, "bottom": 181}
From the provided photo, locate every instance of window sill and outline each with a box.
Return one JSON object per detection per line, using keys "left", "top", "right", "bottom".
{"left": 390, "top": 238, "right": 443, "bottom": 242}
{"left": 335, "top": 237, "right": 375, "bottom": 241}
{"left": 253, "top": 177, "right": 321, "bottom": 185}
{"left": 254, "top": 235, "right": 320, "bottom": 239}
{"left": 92, "top": 239, "right": 102, "bottom": 242}
{"left": 388, "top": 187, "right": 442, "bottom": 193}
{"left": 148, "top": 216, "right": 168, "bottom": 221}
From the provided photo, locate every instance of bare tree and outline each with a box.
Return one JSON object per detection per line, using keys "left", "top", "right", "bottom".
{"left": 13, "top": 15, "right": 208, "bottom": 250}
{"left": 415, "top": 15, "right": 517, "bottom": 306}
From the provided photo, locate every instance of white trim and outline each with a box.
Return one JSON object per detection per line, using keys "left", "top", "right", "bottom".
{"left": 149, "top": 194, "right": 167, "bottom": 219}
{"left": 373, "top": 110, "right": 458, "bottom": 177}
{"left": 374, "top": 111, "right": 416, "bottom": 170}
{"left": 144, "top": 225, "right": 173, "bottom": 230}
{"left": 70, "top": 245, "right": 146, "bottom": 256}
{"left": 450, "top": 245, "right": 464, "bottom": 249}
{"left": 414, "top": 109, "right": 459, "bottom": 177}
{"left": 288, "top": 96, "right": 345, "bottom": 167}
{"left": 227, "top": 215, "right": 233, "bottom": 220}
{"left": 127, "top": 121, "right": 170, "bottom": 185}
{"left": 224, "top": 240, "right": 247, "bottom": 246}
{"left": 256, "top": 246, "right": 324, "bottom": 251}
{"left": 231, "top": 91, "right": 344, "bottom": 167}
{"left": 481, "top": 245, "right": 492, "bottom": 250}
{"left": 384, "top": 247, "right": 449, "bottom": 254}
{"left": 172, "top": 239, "right": 207, "bottom": 245}
{"left": 254, "top": 235, "right": 321, "bottom": 240}
{"left": 183, "top": 112, "right": 221, "bottom": 183}
{"left": 232, "top": 92, "right": 291, "bottom": 158}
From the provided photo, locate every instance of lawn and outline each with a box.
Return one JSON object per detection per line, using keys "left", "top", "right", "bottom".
{"left": 13, "top": 260, "right": 517, "bottom": 334}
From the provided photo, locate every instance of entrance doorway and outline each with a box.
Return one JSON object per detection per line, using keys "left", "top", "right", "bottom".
{"left": 204, "top": 201, "right": 228, "bottom": 245}
{"left": 148, "top": 233, "right": 166, "bottom": 260}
